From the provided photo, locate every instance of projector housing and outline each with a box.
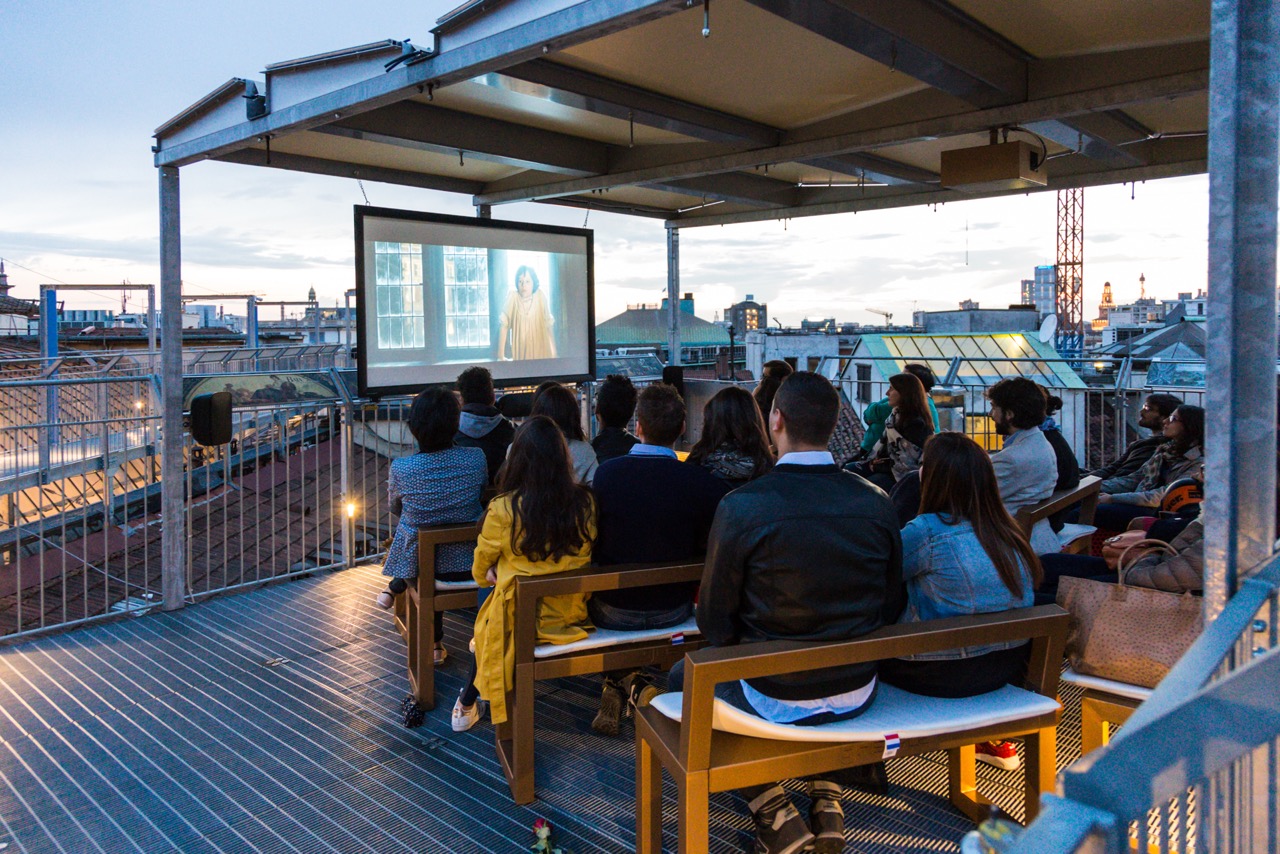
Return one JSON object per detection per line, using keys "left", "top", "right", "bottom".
{"left": 940, "top": 141, "right": 1047, "bottom": 193}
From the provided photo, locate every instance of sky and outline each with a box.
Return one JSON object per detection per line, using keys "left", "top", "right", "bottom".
{"left": 2, "top": 1, "right": 1211, "bottom": 327}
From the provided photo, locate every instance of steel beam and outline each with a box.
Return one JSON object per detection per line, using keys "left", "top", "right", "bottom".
{"left": 666, "top": 228, "right": 680, "bottom": 367}
{"left": 154, "top": 0, "right": 689, "bottom": 167}
{"left": 804, "top": 152, "right": 939, "bottom": 186}
{"left": 1204, "top": 0, "right": 1280, "bottom": 619}
{"left": 475, "top": 69, "right": 1208, "bottom": 205}
{"left": 158, "top": 166, "right": 186, "bottom": 612}
{"left": 646, "top": 172, "right": 797, "bottom": 208}
{"left": 319, "top": 101, "right": 610, "bottom": 176}
{"left": 215, "top": 149, "right": 486, "bottom": 194}
{"left": 491, "top": 59, "right": 780, "bottom": 146}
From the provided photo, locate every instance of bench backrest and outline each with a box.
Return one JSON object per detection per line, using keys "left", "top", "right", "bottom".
{"left": 417, "top": 522, "right": 483, "bottom": 578}
{"left": 1016, "top": 475, "right": 1101, "bottom": 532}
{"left": 510, "top": 562, "right": 706, "bottom": 664}
{"left": 674, "top": 605, "right": 1070, "bottom": 771}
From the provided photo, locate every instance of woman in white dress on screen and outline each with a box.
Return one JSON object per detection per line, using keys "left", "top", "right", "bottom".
{"left": 497, "top": 265, "right": 556, "bottom": 360}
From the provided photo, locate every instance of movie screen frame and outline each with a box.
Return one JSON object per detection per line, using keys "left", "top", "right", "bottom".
{"left": 354, "top": 206, "right": 596, "bottom": 398}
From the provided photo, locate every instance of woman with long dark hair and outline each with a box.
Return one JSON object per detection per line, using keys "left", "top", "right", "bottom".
{"left": 1096, "top": 404, "right": 1205, "bottom": 530}
{"left": 852, "top": 372, "right": 934, "bottom": 491}
{"left": 452, "top": 416, "right": 596, "bottom": 732}
{"left": 529, "top": 383, "right": 598, "bottom": 484}
{"left": 880, "top": 432, "right": 1043, "bottom": 770}
{"left": 374, "top": 387, "right": 487, "bottom": 666}
{"left": 686, "top": 386, "right": 774, "bottom": 487}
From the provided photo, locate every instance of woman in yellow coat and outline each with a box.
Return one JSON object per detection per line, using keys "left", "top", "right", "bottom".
{"left": 452, "top": 415, "right": 596, "bottom": 730}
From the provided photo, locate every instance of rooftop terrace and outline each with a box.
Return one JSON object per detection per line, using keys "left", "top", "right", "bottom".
{"left": 0, "top": 562, "right": 1100, "bottom": 853}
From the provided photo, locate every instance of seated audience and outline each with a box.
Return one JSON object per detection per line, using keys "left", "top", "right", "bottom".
{"left": 1088, "top": 393, "right": 1182, "bottom": 480}
{"left": 589, "top": 383, "right": 730, "bottom": 735}
{"left": 693, "top": 372, "right": 903, "bottom": 854}
{"left": 879, "top": 432, "right": 1041, "bottom": 771}
{"left": 1036, "top": 518, "right": 1206, "bottom": 604}
{"left": 851, "top": 372, "right": 934, "bottom": 491}
{"left": 452, "top": 416, "right": 595, "bottom": 732}
{"left": 1040, "top": 389, "right": 1080, "bottom": 492}
{"left": 685, "top": 386, "right": 774, "bottom": 488}
{"left": 590, "top": 374, "right": 640, "bottom": 464}
{"left": 1097, "top": 404, "right": 1204, "bottom": 530}
{"left": 859, "top": 363, "right": 940, "bottom": 458}
{"left": 453, "top": 366, "right": 516, "bottom": 484}
{"left": 752, "top": 359, "right": 793, "bottom": 425}
{"left": 376, "top": 387, "right": 488, "bottom": 667}
{"left": 530, "top": 384, "right": 599, "bottom": 484}
{"left": 986, "top": 378, "right": 1059, "bottom": 555}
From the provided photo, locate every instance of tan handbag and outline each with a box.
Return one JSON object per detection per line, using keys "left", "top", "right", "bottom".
{"left": 1099, "top": 518, "right": 1158, "bottom": 569}
{"left": 1055, "top": 540, "right": 1203, "bottom": 688}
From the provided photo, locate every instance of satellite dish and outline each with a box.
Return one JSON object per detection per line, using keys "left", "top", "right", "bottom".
{"left": 1038, "top": 314, "right": 1058, "bottom": 343}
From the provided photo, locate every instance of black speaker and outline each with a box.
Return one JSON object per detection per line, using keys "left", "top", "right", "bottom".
{"left": 495, "top": 391, "right": 534, "bottom": 419}
{"left": 190, "top": 392, "right": 233, "bottom": 446}
{"left": 662, "top": 365, "right": 685, "bottom": 399}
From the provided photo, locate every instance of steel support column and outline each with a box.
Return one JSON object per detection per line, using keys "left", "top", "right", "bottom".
{"left": 666, "top": 227, "right": 681, "bottom": 366}
{"left": 1204, "top": 0, "right": 1280, "bottom": 619}
{"left": 159, "top": 166, "right": 186, "bottom": 612}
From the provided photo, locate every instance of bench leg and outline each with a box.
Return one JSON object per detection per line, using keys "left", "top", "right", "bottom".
{"left": 1080, "top": 697, "right": 1107, "bottom": 755}
{"left": 504, "top": 663, "right": 536, "bottom": 805}
{"left": 415, "top": 582, "right": 436, "bottom": 710}
{"left": 947, "top": 745, "right": 992, "bottom": 823}
{"left": 677, "top": 772, "right": 710, "bottom": 854}
{"left": 636, "top": 735, "right": 663, "bottom": 854}
{"left": 1022, "top": 727, "right": 1057, "bottom": 823}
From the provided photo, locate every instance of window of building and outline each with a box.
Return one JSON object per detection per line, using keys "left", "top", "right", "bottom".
{"left": 856, "top": 364, "right": 872, "bottom": 402}
{"left": 442, "top": 246, "right": 490, "bottom": 349}
{"left": 373, "top": 242, "right": 425, "bottom": 349}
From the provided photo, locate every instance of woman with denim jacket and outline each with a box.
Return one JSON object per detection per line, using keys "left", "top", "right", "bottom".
{"left": 879, "top": 432, "right": 1043, "bottom": 770}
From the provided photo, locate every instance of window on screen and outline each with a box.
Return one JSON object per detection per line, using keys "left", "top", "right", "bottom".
{"left": 374, "top": 242, "right": 425, "bottom": 349}
{"left": 443, "top": 246, "right": 490, "bottom": 349}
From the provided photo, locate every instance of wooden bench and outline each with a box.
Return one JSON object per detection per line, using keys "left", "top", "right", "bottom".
{"left": 1059, "top": 666, "right": 1152, "bottom": 754}
{"left": 394, "top": 522, "right": 482, "bottom": 714}
{"left": 1016, "top": 475, "right": 1101, "bottom": 554}
{"left": 499, "top": 560, "right": 708, "bottom": 804}
{"left": 634, "top": 605, "right": 1070, "bottom": 853}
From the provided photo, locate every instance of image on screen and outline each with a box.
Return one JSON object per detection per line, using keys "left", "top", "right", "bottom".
{"left": 355, "top": 207, "right": 595, "bottom": 397}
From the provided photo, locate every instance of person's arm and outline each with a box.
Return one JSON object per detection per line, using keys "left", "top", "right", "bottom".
{"left": 989, "top": 448, "right": 1015, "bottom": 505}
{"left": 1101, "top": 450, "right": 1156, "bottom": 495}
{"left": 898, "top": 519, "right": 930, "bottom": 581}
{"left": 472, "top": 497, "right": 508, "bottom": 586}
{"left": 926, "top": 397, "right": 939, "bottom": 431}
{"left": 696, "top": 500, "right": 749, "bottom": 646}
{"left": 880, "top": 517, "right": 906, "bottom": 624}
{"left": 860, "top": 398, "right": 890, "bottom": 452}
{"left": 388, "top": 464, "right": 403, "bottom": 517}
{"left": 1123, "top": 522, "right": 1203, "bottom": 592}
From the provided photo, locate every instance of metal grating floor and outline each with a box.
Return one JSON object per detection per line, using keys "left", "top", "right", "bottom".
{"left": 0, "top": 564, "right": 1087, "bottom": 853}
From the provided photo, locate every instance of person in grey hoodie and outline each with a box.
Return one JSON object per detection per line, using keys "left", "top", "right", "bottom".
{"left": 454, "top": 366, "right": 515, "bottom": 484}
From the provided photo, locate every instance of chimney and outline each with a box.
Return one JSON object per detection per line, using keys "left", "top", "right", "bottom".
{"left": 680, "top": 292, "right": 695, "bottom": 314}
{"left": 0, "top": 260, "right": 9, "bottom": 296}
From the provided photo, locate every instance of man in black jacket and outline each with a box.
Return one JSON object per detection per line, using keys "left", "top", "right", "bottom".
{"left": 453, "top": 366, "right": 515, "bottom": 483}
{"left": 1088, "top": 393, "right": 1181, "bottom": 480}
{"left": 696, "top": 372, "right": 903, "bottom": 854}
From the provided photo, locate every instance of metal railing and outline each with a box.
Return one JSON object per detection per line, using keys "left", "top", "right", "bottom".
{"left": 1014, "top": 554, "right": 1280, "bottom": 853}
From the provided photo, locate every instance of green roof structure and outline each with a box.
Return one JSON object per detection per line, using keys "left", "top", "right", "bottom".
{"left": 595, "top": 307, "right": 729, "bottom": 350}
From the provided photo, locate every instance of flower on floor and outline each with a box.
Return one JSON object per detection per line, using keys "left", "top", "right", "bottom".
{"left": 531, "top": 818, "right": 570, "bottom": 854}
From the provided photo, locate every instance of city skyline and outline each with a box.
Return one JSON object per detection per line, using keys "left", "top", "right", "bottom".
{"left": 4, "top": 2, "right": 1211, "bottom": 329}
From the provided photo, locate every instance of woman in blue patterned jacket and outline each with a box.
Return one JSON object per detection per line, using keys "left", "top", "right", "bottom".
{"left": 375, "top": 386, "right": 488, "bottom": 666}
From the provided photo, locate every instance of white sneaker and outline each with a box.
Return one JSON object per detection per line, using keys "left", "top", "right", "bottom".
{"left": 451, "top": 698, "right": 485, "bottom": 732}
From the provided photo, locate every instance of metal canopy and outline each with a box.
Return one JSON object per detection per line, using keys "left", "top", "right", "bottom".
{"left": 153, "top": 0, "right": 1210, "bottom": 228}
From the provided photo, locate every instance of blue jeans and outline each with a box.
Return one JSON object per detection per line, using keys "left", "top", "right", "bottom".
{"left": 588, "top": 597, "right": 692, "bottom": 631}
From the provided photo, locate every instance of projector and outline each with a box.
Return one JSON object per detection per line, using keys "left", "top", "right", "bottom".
{"left": 940, "top": 141, "right": 1047, "bottom": 193}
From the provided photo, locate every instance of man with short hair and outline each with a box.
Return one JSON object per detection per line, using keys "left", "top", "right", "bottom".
{"left": 453, "top": 366, "right": 515, "bottom": 483}
{"left": 1088, "top": 393, "right": 1182, "bottom": 480}
{"left": 697, "top": 372, "right": 903, "bottom": 854}
{"left": 591, "top": 374, "right": 640, "bottom": 463}
{"left": 589, "top": 382, "right": 729, "bottom": 735}
{"left": 987, "top": 377, "right": 1059, "bottom": 555}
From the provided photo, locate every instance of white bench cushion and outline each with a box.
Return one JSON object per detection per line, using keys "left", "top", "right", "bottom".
{"left": 434, "top": 578, "right": 479, "bottom": 591}
{"left": 1058, "top": 523, "right": 1096, "bottom": 550}
{"left": 534, "top": 617, "right": 700, "bottom": 659}
{"left": 1059, "top": 666, "right": 1153, "bottom": 701}
{"left": 649, "top": 683, "right": 1059, "bottom": 743}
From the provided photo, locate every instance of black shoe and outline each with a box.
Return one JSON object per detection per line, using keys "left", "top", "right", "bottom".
{"left": 621, "top": 671, "right": 660, "bottom": 714}
{"left": 591, "top": 677, "right": 625, "bottom": 736}
{"left": 845, "top": 761, "right": 888, "bottom": 797}
{"left": 808, "top": 781, "right": 845, "bottom": 853}
{"left": 748, "top": 786, "right": 814, "bottom": 854}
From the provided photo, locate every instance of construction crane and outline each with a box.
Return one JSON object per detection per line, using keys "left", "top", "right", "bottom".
{"left": 1054, "top": 188, "right": 1084, "bottom": 361}
{"left": 867, "top": 308, "right": 893, "bottom": 325}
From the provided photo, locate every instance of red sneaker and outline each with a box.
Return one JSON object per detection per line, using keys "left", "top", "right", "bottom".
{"left": 975, "top": 741, "right": 1021, "bottom": 771}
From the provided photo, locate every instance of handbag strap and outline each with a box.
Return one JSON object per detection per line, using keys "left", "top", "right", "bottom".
{"left": 1116, "top": 538, "right": 1179, "bottom": 581}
